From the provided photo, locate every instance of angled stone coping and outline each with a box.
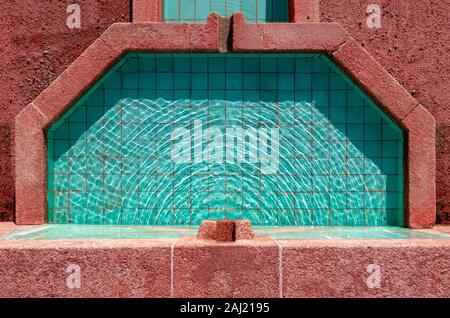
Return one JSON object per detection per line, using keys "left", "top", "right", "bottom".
{"left": 231, "top": 13, "right": 436, "bottom": 228}
{"left": 15, "top": 13, "right": 435, "bottom": 229}
{"left": 14, "top": 14, "right": 221, "bottom": 225}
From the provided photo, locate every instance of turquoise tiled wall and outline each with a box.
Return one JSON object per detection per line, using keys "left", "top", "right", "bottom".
{"left": 163, "top": 0, "right": 289, "bottom": 22}
{"left": 48, "top": 53, "right": 404, "bottom": 226}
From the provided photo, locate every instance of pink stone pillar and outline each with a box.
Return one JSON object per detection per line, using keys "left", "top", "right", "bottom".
{"left": 133, "top": 0, "right": 162, "bottom": 22}
{"left": 289, "top": 0, "right": 320, "bottom": 22}
{"left": 15, "top": 104, "right": 48, "bottom": 225}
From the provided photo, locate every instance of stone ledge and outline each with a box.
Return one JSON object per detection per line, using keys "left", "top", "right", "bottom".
{"left": 0, "top": 225, "right": 449, "bottom": 298}
{"left": 197, "top": 219, "right": 255, "bottom": 241}
{"left": 279, "top": 239, "right": 450, "bottom": 297}
{"left": 232, "top": 12, "right": 349, "bottom": 52}
{"left": 332, "top": 38, "right": 420, "bottom": 123}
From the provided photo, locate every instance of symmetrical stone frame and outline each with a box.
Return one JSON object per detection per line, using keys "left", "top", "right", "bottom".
{"left": 15, "top": 1, "right": 436, "bottom": 228}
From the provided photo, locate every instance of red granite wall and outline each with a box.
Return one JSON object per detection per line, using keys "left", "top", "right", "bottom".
{"left": 319, "top": 0, "right": 450, "bottom": 223}
{"left": 0, "top": 0, "right": 448, "bottom": 223}
{"left": 0, "top": 0, "right": 130, "bottom": 221}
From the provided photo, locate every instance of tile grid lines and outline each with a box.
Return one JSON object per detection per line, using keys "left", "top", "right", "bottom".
{"left": 138, "top": 56, "right": 143, "bottom": 225}
{"left": 189, "top": 55, "right": 194, "bottom": 224}
{"left": 47, "top": 53, "right": 402, "bottom": 225}
{"left": 119, "top": 66, "right": 124, "bottom": 224}
{"left": 275, "top": 56, "right": 279, "bottom": 224}
{"left": 362, "top": 88, "right": 367, "bottom": 225}
{"left": 379, "top": 101, "right": 384, "bottom": 225}
{"left": 308, "top": 58, "right": 314, "bottom": 225}
{"left": 84, "top": 83, "right": 89, "bottom": 223}
{"left": 344, "top": 73, "right": 349, "bottom": 225}
{"left": 327, "top": 59, "right": 331, "bottom": 225}
{"left": 102, "top": 86, "right": 107, "bottom": 223}
{"left": 67, "top": 118, "right": 72, "bottom": 222}
{"left": 240, "top": 56, "right": 245, "bottom": 216}
{"left": 164, "top": 0, "right": 287, "bottom": 23}
{"left": 292, "top": 57, "right": 298, "bottom": 225}
{"left": 171, "top": 55, "right": 175, "bottom": 224}
{"left": 222, "top": 55, "right": 228, "bottom": 221}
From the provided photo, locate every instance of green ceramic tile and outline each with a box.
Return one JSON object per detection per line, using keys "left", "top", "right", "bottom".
{"left": 47, "top": 53, "right": 404, "bottom": 226}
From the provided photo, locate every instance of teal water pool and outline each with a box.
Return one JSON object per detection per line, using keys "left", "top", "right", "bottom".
{"left": 163, "top": 0, "right": 289, "bottom": 23}
{"left": 47, "top": 53, "right": 404, "bottom": 227}
{"left": 4, "top": 225, "right": 449, "bottom": 240}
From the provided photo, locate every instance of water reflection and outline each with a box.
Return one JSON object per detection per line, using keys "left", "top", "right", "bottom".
{"left": 48, "top": 54, "right": 403, "bottom": 227}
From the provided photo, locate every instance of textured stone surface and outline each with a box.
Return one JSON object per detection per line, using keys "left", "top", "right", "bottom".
{"left": 34, "top": 37, "right": 120, "bottom": 126}
{"left": 235, "top": 220, "right": 255, "bottom": 240}
{"left": 101, "top": 14, "right": 220, "bottom": 53}
{"left": 0, "top": 0, "right": 129, "bottom": 222}
{"left": 173, "top": 237, "right": 279, "bottom": 298}
{"left": 197, "top": 220, "right": 217, "bottom": 240}
{"left": 319, "top": 1, "right": 450, "bottom": 223}
{"left": 1, "top": 0, "right": 448, "bottom": 225}
{"left": 403, "top": 105, "right": 436, "bottom": 228}
{"left": 289, "top": 0, "right": 320, "bottom": 22}
{"left": 15, "top": 15, "right": 221, "bottom": 225}
{"left": 197, "top": 220, "right": 255, "bottom": 241}
{"left": 232, "top": 13, "right": 349, "bottom": 52}
{"left": 0, "top": 239, "right": 173, "bottom": 298}
{"left": 332, "top": 38, "right": 419, "bottom": 123}
{"left": 215, "top": 219, "right": 235, "bottom": 242}
{"left": 0, "top": 223, "right": 449, "bottom": 298}
{"left": 133, "top": 0, "right": 162, "bottom": 22}
{"left": 34, "top": 14, "right": 220, "bottom": 125}
{"left": 14, "top": 104, "right": 47, "bottom": 225}
{"left": 280, "top": 239, "right": 450, "bottom": 297}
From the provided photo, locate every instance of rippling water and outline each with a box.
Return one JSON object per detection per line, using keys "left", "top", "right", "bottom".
{"left": 48, "top": 54, "right": 404, "bottom": 226}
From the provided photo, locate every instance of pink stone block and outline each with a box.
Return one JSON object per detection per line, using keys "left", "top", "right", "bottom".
{"left": 14, "top": 104, "right": 47, "bottom": 225}
{"left": 235, "top": 220, "right": 255, "bottom": 240}
{"left": 133, "top": 0, "right": 162, "bottom": 22}
{"left": 281, "top": 239, "right": 450, "bottom": 297}
{"left": 101, "top": 14, "right": 220, "bottom": 54}
{"left": 173, "top": 237, "right": 279, "bottom": 298}
{"left": 197, "top": 220, "right": 255, "bottom": 241}
{"left": 34, "top": 37, "right": 120, "bottom": 125}
{"left": 333, "top": 38, "right": 419, "bottom": 123}
{"left": 0, "top": 240, "right": 173, "bottom": 297}
{"left": 403, "top": 105, "right": 436, "bottom": 228}
{"left": 289, "top": 0, "right": 320, "bottom": 22}
{"left": 15, "top": 16, "right": 221, "bottom": 224}
{"left": 215, "top": 219, "right": 235, "bottom": 242}
{"left": 232, "top": 13, "right": 349, "bottom": 52}
{"left": 197, "top": 220, "right": 217, "bottom": 240}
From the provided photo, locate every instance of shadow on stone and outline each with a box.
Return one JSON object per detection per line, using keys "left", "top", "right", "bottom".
{"left": 197, "top": 219, "right": 254, "bottom": 241}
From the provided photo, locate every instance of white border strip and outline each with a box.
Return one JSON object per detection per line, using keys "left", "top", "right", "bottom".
{"left": 5, "top": 224, "right": 52, "bottom": 238}
{"left": 170, "top": 239, "right": 179, "bottom": 298}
